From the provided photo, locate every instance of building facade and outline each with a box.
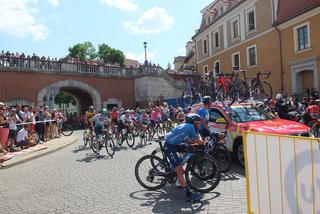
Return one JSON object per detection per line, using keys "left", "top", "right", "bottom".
{"left": 193, "top": 0, "right": 320, "bottom": 97}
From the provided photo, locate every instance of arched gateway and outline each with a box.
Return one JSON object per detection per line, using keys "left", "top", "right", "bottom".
{"left": 37, "top": 80, "right": 102, "bottom": 113}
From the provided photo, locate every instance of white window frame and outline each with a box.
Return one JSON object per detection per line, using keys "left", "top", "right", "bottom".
{"left": 219, "top": 6, "right": 224, "bottom": 16}
{"left": 231, "top": 16, "right": 240, "bottom": 40}
{"left": 214, "top": 59, "right": 221, "bottom": 72}
{"left": 293, "top": 22, "right": 311, "bottom": 52}
{"left": 245, "top": 7, "right": 256, "bottom": 33}
{"left": 213, "top": 29, "right": 220, "bottom": 49}
{"left": 203, "top": 65, "right": 209, "bottom": 74}
{"left": 202, "top": 38, "right": 208, "bottom": 54}
{"left": 247, "top": 45, "right": 257, "bottom": 67}
{"left": 232, "top": 52, "right": 241, "bottom": 69}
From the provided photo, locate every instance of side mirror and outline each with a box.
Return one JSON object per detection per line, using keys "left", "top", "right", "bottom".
{"left": 216, "top": 118, "right": 227, "bottom": 123}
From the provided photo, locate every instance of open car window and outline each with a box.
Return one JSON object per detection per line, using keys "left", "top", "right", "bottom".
{"left": 209, "top": 108, "right": 227, "bottom": 123}
{"left": 224, "top": 106, "right": 274, "bottom": 123}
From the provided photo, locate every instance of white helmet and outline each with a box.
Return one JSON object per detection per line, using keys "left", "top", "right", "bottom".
{"left": 275, "top": 93, "right": 283, "bottom": 101}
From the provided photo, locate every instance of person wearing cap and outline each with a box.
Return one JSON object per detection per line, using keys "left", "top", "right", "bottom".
{"left": 89, "top": 108, "right": 109, "bottom": 157}
{"left": 197, "top": 96, "right": 212, "bottom": 138}
{"left": 302, "top": 99, "right": 320, "bottom": 126}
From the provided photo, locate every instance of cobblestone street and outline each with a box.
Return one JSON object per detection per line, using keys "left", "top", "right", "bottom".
{"left": 0, "top": 131, "right": 247, "bottom": 213}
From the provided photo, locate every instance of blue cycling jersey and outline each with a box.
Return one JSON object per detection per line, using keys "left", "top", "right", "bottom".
{"left": 165, "top": 123, "right": 199, "bottom": 145}
{"left": 197, "top": 107, "right": 209, "bottom": 131}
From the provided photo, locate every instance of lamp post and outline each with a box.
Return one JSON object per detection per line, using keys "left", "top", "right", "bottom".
{"left": 143, "top": 41, "right": 148, "bottom": 65}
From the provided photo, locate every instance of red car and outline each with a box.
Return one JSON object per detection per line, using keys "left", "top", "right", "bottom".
{"left": 191, "top": 102, "right": 312, "bottom": 166}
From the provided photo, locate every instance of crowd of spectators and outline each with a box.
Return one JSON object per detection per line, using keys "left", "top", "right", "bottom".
{"left": 0, "top": 102, "right": 66, "bottom": 155}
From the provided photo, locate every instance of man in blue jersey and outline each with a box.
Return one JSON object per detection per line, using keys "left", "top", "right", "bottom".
{"left": 164, "top": 113, "right": 204, "bottom": 202}
{"left": 197, "top": 96, "right": 211, "bottom": 138}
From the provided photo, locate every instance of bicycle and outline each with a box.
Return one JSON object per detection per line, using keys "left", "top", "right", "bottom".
{"left": 242, "top": 71, "right": 273, "bottom": 102}
{"left": 116, "top": 124, "right": 135, "bottom": 148}
{"left": 92, "top": 129, "right": 116, "bottom": 157}
{"left": 82, "top": 126, "right": 94, "bottom": 149}
{"left": 204, "top": 131, "right": 232, "bottom": 173}
{"left": 135, "top": 137, "right": 221, "bottom": 193}
{"left": 309, "top": 119, "right": 320, "bottom": 137}
{"left": 61, "top": 121, "right": 73, "bottom": 136}
{"left": 212, "top": 71, "right": 236, "bottom": 106}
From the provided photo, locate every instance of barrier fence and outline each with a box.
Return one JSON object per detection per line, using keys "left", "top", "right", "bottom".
{"left": 244, "top": 132, "right": 320, "bottom": 214}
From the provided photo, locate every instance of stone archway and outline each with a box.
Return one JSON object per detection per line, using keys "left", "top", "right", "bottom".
{"left": 37, "top": 80, "right": 102, "bottom": 112}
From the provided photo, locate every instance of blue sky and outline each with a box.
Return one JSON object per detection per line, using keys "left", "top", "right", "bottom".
{"left": 0, "top": 0, "right": 212, "bottom": 67}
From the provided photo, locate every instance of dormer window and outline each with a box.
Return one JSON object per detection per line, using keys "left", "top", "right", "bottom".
{"left": 207, "top": 16, "right": 211, "bottom": 25}
{"left": 219, "top": 6, "right": 224, "bottom": 15}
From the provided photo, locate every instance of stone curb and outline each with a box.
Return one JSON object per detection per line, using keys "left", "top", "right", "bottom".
{"left": 0, "top": 136, "right": 78, "bottom": 169}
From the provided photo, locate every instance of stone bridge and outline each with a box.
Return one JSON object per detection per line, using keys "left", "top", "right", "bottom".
{"left": 0, "top": 56, "right": 193, "bottom": 113}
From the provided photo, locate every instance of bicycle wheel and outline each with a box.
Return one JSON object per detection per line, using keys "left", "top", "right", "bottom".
{"left": 135, "top": 155, "right": 168, "bottom": 191}
{"left": 253, "top": 80, "right": 273, "bottom": 101}
{"left": 125, "top": 132, "right": 135, "bottom": 148}
{"left": 156, "top": 125, "right": 165, "bottom": 138}
{"left": 62, "top": 124, "right": 73, "bottom": 136}
{"left": 215, "top": 86, "right": 234, "bottom": 106}
{"left": 83, "top": 131, "right": 88, "bottom": 148}
{"left": 117, "top": 132, "right": 124, "bottom": 146}
{"left": 210, "top": 144, "right": 232, "bottom": 173}
{"left": 185, "top": 155, "right": 221, "bottom": 193}
{"left": 105, "top": 138, "right": 116, "bottom": 157}
{"left": 233, "top": 79, "right": 249, "bottom": 103}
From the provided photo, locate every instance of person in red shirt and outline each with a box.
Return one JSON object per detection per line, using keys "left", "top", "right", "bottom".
{"left": 110, "top": 107, "right": 119, "bottom": 127}
{"left": 302, "top": 99, "right": 320, "bottom": 126}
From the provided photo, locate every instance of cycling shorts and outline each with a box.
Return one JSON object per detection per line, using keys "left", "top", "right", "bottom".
{"left": 164, "top": 143, "right": 189, "bottom": 168}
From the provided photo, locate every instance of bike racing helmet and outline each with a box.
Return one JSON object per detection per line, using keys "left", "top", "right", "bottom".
{"left": 185, "top": 113, "right": 201, "bottom": 125}
{"left": 202, "top": 96, "right": 211, "bottom": 105}
{"left": 102, "top": 108, "right": 108, "bottom": 116}
{"left": 315, "top": 99, "right": 320, "bottom": 105}
{"left": 89, "top": 106, "right": 94, "bottom": 111}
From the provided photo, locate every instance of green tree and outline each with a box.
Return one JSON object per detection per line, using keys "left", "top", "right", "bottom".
{"left": 55, "top": 92, "right": 76, "bottom": 106}
{"left": 67, "top": 41, "right": 97, "bottom": 61}
{"left": 98, "top": 43, "right": 125, "bottom": 67}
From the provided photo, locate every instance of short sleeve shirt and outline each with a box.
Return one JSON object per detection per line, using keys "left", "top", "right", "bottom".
{"left": 165, "top": 123, "right": 199, "bottom": 145}
{"left": 197, "top": 107, "right": 209, "bottom": 130}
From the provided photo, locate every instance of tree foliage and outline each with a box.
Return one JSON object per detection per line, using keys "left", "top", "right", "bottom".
{"left": 55, "top": 92, "right": 76, "bottom": 106}
{"left": 67, "top": 42, "right": 125, "bottom": 67}
{"left": 98, "top": 43, "right": 125, "bottom": 67}
{"left": 67, "top": 41, "right": 97, "bottom": 61}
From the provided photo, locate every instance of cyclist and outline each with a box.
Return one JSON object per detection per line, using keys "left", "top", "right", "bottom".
{"left": 302, "top": 99, "right": 320, "bottom": 126}
{"left": 89, "top": 108, "right": 109, "bottom": 157}
{"left": 85, "top": 106, "right": 96, "bottom": 137}
{"left": 176, "top": 107, "right": 185, "bottom": 125}
{"left": 116, "top": 110, "right": 132, "bottom": 143}
{"left": 197, "top": 96, "right": 211, "bottom": 138}
{"left": 164, "top": 113, "right": 204, "bottom": 202}
{"left": 150, "top": 107, "right": 161, "bottom": 129}
{"left": 139, "top": 109, "right": 151, "bottom": 137}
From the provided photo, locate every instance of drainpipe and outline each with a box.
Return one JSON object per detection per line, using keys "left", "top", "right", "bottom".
{"left": 276, "top": 26, "right": 284, "bottom": 93}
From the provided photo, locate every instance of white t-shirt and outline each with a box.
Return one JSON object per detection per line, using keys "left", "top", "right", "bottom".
{"left": 16, "top": 128, "right": 28, "bottom": 142}
{"left": 9, "top": 114, "right": 21, "bottom": 130}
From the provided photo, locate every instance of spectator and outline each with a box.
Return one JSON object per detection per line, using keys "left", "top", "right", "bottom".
{"left": 15, "top": 124, "right": 35, "bottom": 149}
{"left": 8, "top": 108, "right": 22, "bottom": 151}
{"left": 35, "top": 108, "right": 45, "bottom": 143}
{"left": 0, "top": 104, "right": 9, "bottom": 154}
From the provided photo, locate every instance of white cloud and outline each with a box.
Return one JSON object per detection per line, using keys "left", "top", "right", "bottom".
{"left": 124, "top": 7, "right": 174, "bottom": 34}
{"left": 0, "top": 0, "right": 49, "bottom": 40}
{"left": 48, "top": 0, "right": 59, "bottom": 7}
{"left": 101, "top": 0, "right": 138, "bottom": 12}
{"left": 125, "top": 50, "right": 158, "bottom": 63}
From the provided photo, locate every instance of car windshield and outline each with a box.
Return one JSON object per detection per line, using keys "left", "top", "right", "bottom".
{"left": 224, "top": 106, "right": 275, "bottom": 123}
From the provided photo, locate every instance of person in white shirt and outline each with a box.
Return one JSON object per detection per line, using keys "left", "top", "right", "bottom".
{"left": 15, "top": 125, "right": 34, "bottom": 149}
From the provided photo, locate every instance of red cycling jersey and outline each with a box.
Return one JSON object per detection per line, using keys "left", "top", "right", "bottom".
{"left": 305, "top": 105, "right": 320, "bottom": 119}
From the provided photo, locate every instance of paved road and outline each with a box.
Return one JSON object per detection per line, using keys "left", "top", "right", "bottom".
{"left": 0, "top": 131, "right": 247, "bottom": 213}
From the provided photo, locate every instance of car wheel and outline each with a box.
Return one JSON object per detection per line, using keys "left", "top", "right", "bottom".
{"left": 235, "top": 141, "right": 245, "bottom": 167}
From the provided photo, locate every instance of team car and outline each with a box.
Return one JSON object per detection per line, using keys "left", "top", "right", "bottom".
{"left": 191, "top": 102, "right": 312, "bottom": 166}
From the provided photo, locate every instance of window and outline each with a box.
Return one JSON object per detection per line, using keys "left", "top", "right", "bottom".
{"left": 203, "top": 65, "right": 208, "bottom": 74}
{"left": 219, "top": 7, "right": 224, "bottom": 15}
{"left": 231, "top": 18, "right": 240, "bottom": 39}
{"left": 203, "top": 38, "right": 208, "bottom": 54}
{"left": 232, "top": 52, "right": 240, "bottom": 69}
{"left": 214, "top": 31, "right": 220, "bottom": 48}
{"left": 209, "top": 109, "right": 227, "bottom": 123}
{"left": 247, "top": 45, "right": 257, "bottom": 66}
{"left": 214, "top": 60, "right": 220, "bottom": 72}
{"left": 246, "top": 8, "right": 256, "bottom": 32}
{"left": 207, "top": 16, "right": 211, "bottom": 25}
{"left": 298, "top": 25, "right": 309, "bottom": 50}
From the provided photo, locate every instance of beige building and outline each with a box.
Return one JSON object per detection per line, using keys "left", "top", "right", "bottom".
{"left": 276, "top": 0, "right": 320, "bottom": 96}
{"left": 193, "top": 0, "right": 320, "bottom": 96}
{"left": 173, "top": 41, "right": 196, "bottom": 73}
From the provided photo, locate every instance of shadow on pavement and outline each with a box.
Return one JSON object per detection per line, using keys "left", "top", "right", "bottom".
{"left": 76, "top": 153, "right": 112, "bottom": 163}
{"left": 220, "top": 162, "right": 245, "bottom": 181}
{"left": 129, "top": 186, "right": 220, "bottom": 213}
